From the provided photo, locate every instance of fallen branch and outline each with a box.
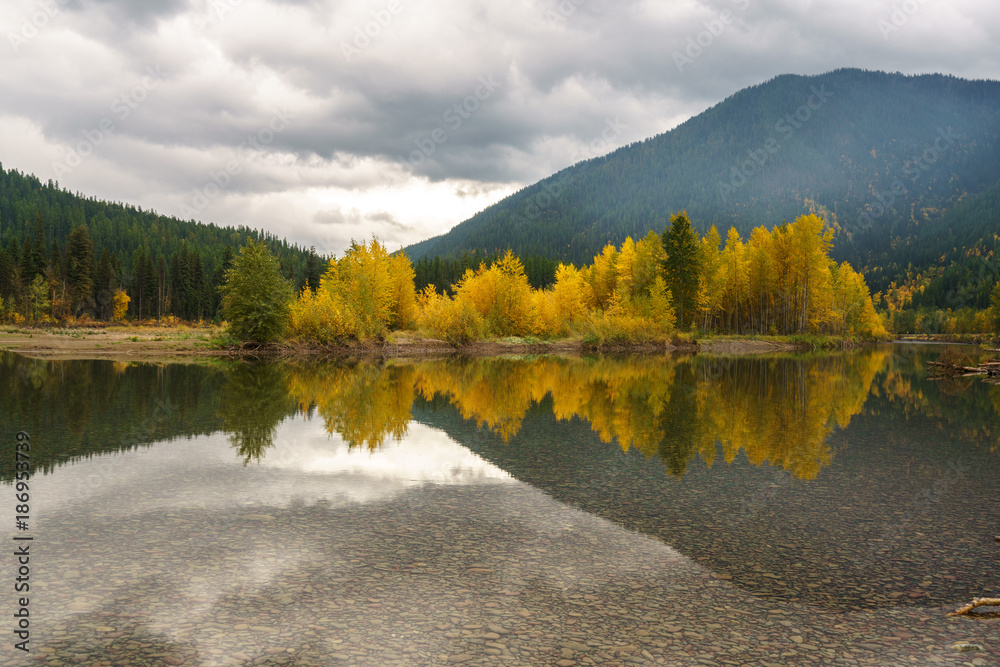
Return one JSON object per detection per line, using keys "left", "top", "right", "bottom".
{"left": 947, "top": 597, "right": 1000, "bottom": 617}
{"left": 926, "top": 361, "right": 987, "bottom": 374}
{"left": 926, "top": 359, "right": 1000, "bottom": 379}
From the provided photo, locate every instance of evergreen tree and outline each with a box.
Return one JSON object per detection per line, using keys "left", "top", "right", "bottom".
{"left": 66, "top": 225, "right": 95, "bottom": 315}
{"left": 991, "top": 281, "right": 1000, "bottom": 333}
{"left": 19, "top": 235, "right": 35, "bottom": 286}
{"left": 305, "top": 247, "right": 323, "bottom": 293}
{"left": 157, "top": 256, "right": 167, "bottom": 320}
{"left": 661, "top": 211, "right": 702, "bottom": 330}
{"left": 141, "top": 251, "right": 157, "bottom": 320}
{"left": 94, "top": 249, "right": 115, "bottom": 320}
{"left": 18, "top": 215, "right": 47, "bottom": 285}
{"left": 0, "top": 245, "right": 17, "bottom": 303}
{"left": 190, "top": 251, "right": 205, "bottom": 321}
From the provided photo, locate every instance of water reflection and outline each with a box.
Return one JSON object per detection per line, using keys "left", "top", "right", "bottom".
{"left": 281, "top": 350, "right": 892, "bottom": 480}
{"left": 220, "top": 363, "right": 297, "bottom": 464}
{"left": 288, "top": 362, "right": 415, "bottom": 450}
{"left": 3, "top": 345, "right": 999, "bottom": 613}
{"left": 404, "top": 345, "right": 1000, "bottom": 610}
{"left": 28, "top": 420, "right": 511, "bottom": 517}
{"left": 0, "top": 354, "right": 225, "bottom": 480}
{"left": 4, "top": 345, "right": 1000, "bottom": 480}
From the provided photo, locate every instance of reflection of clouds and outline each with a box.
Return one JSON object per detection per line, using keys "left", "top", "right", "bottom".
{"left": 31, "top": 417, "right": 512, "bottom": 518}
{"left": 267, "top": 417, "right": 513, "bottom": 485}
{"left": 22, "top": 414, "right": 515, "bottom": 633}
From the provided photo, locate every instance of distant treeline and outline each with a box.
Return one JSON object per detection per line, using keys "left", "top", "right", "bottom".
{"left": 0, "top": 165, "right": 323, "bottom": 323}
{"left": 413, "top": 250, "right": 558, "bottom": 294}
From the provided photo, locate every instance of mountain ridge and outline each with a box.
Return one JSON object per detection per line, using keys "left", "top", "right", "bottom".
{"left": 404, "top": 68, "right": 1000, "bottom": 297}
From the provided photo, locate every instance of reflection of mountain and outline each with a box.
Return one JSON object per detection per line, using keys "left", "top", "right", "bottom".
{"left": 10, "top": 343, "right": 999, "bottom": 480}
{"left": 412, "top": 387, "right": 1000, "bottom": 611}
{"left": 868, "top": 344, "right": 1000, "bottom": 453}
{"left": 7, "top": 346, "right": 1000, "bottom": 611}
{"left": 0, "top": 353, "right": 227, "bottom": 481}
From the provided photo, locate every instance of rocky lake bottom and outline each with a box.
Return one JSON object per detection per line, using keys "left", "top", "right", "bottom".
{"left": 9, "top": 437, "right": 998, "bottom": 666}
{"left": 2, "top": 346, "right": 998, "bottom": 665}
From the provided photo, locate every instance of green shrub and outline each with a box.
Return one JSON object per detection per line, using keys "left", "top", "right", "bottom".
{"left": 220, "top": 239, "right": 293, "bottom": 343}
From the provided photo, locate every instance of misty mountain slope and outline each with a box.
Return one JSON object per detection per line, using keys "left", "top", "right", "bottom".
{"left": 405, "top": 69, "right": 1000, "bottom": 292}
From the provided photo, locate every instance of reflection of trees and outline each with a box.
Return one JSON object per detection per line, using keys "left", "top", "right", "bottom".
{"left": 286, "top": 362, "right": 414, "bottom": 450}
{"left": 220, "top": 363, "right": 297, "bottom": 464}
{"left": 413, "top": 358, "right": 553, "bottom": 441}
{"left": 655, "top": 363, "right": 699, "bottom": 476}
{"left": 410, "top": 352, "right": 890, "bottom": 480}
{"left": 869, "top": 346, "right": 1000, "bottom": 453}
{"left": 276, "top": 346, "right": 972, "bottom": 479}
{"left": 0, "top": 353, "right": 226, "bottom": 480}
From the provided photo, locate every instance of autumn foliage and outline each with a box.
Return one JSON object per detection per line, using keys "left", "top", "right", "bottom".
{"left": 288, "top": 239, "right": 417, "bottom": 342}
{"left": 285, "top": 213, "right": 888, "bottom": 345}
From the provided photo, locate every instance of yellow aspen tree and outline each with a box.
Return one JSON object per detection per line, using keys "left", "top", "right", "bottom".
{"left": 615, "top": 237, "right": 638, "bottom": 300}
{"left": 337, "top": 239, "right": 393, "bottom": 339}
{"left": 789, "top": 214, "right": 835, "bottom": 332}
{"left": 454, "top": 251, "right": 535, "bottom": 337}
{"left": 112, "top": 289, "right": 131, "bottom": 322}
{"left": 531, "top": 289, "right": 559, "bottom": 337}
{"left": 698, "top": 226, "right": 723, "bottom": 332}
{"left": 551, "top": 263, "right": 588, "bottom": 333}
{"left": 584, "top": 243, "right": 619, "bottom": 311}
{"left": 745, "top": 227, "right": 776, "bottom": 334}
{"left": 768, "top": 223, "right": 795, "bottom": 334}
{"left": 388, "top": 252, "right": 418, "bottom": 329}
{"left": 491, "top": 251, "right": 535, "bottom": 335}
{"left": 721, "top": 227, "right": 749, "bottom": 333}
{"left": 634, "top": 230, "right": 667, "bottom": 298}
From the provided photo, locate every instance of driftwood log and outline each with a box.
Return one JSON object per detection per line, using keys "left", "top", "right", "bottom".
{"left": 926, "top": 360, "right": 1000, "bottom": 378}
{"left": 947, "top": 597, "right": 1000, "bottom": 617}
{"left": 948, "top": 538, "right": 1000, "bottom": 616}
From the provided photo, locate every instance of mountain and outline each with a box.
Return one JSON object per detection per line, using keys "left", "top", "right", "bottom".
{"left": 404, "top": 69, "right": 1000, "bottom": 298}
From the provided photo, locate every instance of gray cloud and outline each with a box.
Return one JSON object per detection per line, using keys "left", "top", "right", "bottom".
{"left": 0, "top": 0, "right": 998, "bottom": 254}
{"left": 64, "top": 0, "right": 192, "bottom": 26}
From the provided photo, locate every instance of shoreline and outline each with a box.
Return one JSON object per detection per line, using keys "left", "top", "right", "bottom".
{"left": 0, "top": 326, "right": 869, "bottom": 363}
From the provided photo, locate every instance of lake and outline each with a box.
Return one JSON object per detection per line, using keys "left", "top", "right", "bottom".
{"left": 1, "top": 344, "right": 998, "bottom": 665}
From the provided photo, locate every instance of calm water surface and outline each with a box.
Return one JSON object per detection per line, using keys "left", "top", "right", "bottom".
{"left": 1, "top": 345, "right": 998, "bottom": 665}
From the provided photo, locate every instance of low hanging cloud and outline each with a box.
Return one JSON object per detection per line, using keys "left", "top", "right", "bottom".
{"left": 0, "top": 0, "right": 997, "bottom": 255}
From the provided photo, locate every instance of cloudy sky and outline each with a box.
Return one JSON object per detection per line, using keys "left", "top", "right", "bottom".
{"left": 1, "top": 0, "right": 998, "bottom": 256}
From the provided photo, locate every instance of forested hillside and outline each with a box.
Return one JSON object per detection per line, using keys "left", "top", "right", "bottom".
{"left": 404, "top": 69, "right": 1000, "bottom": 301}
{"left": 0, "top": 165, "right": 323, "bottom": 322}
